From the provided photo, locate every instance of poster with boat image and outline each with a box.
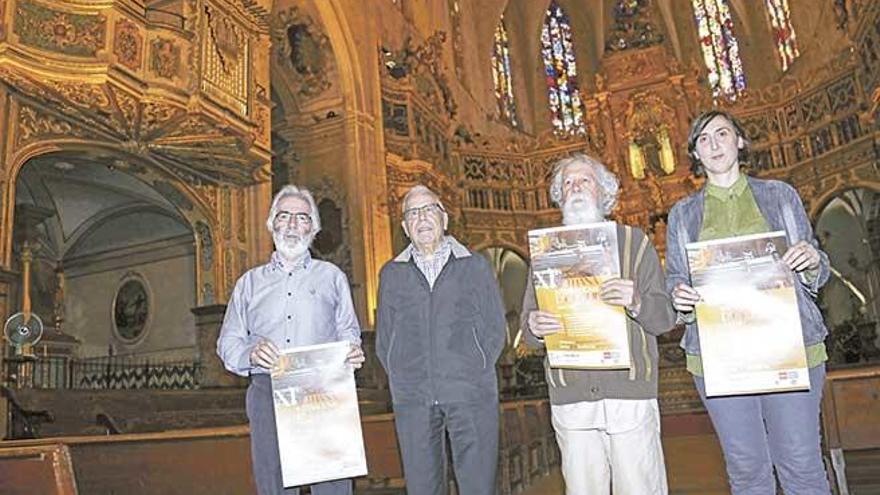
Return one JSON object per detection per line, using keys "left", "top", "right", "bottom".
{"left": 271, "top": 340, "right": 367, "bottom": 487}
{"left": 686, "top": 231, "right": 809, "bottom": 397}
{"left": 527, "top": 222, "right": 630, "bottom": 369}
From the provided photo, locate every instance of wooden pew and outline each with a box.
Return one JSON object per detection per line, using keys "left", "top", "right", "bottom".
{"left": 821, "top": 365, "right": 880, "bottom": 495}
{"left": 0, "top": 443, "right": 78, "bottom": 495}
{"left": 0, "top": 427, "right": 255, "bottom": 495}
{"left": 0, "top": 403, "right": 562, "bottom": 494}
{"left": 359, "top": 413, "right": 405, "bottom": 492}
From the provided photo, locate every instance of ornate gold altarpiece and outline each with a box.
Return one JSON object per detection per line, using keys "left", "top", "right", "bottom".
{"left": 0, "top": 0, "right": 275, "bottom": 313}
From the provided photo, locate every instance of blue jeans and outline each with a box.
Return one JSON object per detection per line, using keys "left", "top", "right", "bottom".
{"left": 694, "top": 365, "right": 831, "bottom": 495}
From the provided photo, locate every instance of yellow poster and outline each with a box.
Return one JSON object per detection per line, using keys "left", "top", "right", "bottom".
{"left": 271, "top": 341, "right": 367, "bottom": 488}
{"left": 528, "top": 222, "right": 630, "bottom": 369}
{"left": 686, "top": 231, "right": 810, "bottom": 397}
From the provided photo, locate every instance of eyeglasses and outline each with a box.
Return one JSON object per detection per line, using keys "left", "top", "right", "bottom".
{"left": 403, "top": 203, "right": 445, "bottom": 221}
{"left": 274, "top": 211, "right": 313, "bottom": 225}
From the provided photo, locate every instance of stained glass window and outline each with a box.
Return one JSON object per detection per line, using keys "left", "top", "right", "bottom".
{"left": 541, "top": 1, "right": 585, "bottom": 134}
{"left": 764, "top": 0, "right": 799, "bottom": 71}
{"left": 492, "top": 16, "right": 517, "bottom": 127}
{"left": 692, "top": 0, "right": 746, "bottom": 100}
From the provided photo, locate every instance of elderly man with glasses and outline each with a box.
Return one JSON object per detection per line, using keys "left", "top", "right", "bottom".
{"left": 375, "top": 185, "right": 507, "bottom": 495}
{"left": 217, "top": 184, "right": 365, "bottom": 495}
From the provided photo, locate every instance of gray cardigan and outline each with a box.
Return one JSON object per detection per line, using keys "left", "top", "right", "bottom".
{"left": 665, "top": 176, "right": 831, "bottom": 356}
{"left": 375, "top": 240, "right": 507, "bottom": 406}
{"left": 521, "top": 224, "right": 675, "bottom": 404}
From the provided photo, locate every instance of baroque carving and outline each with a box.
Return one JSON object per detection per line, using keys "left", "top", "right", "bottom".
{"left": 602, "top": 45, "right": 670, "bottom": 89}
{"left": 140, "top": 101, "right": 185, "bottom": 138}
{"left": 605, "top": 0, "right": 665, "bottom": 53}
{"left": 150, "top": 37, "right": 181, "bottom": 79}
{"left": 108, "top": 87, "right": 140, "bottom": 137}
{"left": 114, "top": 19, "right": 142, "bottom": 71}
{"left": 15, "top": 104, "right": 89, "bottom": 147}
{"left": 14, "top": 0, "right": 106, "bottom": 56}
{"left": 192, "top": 184, "right": 219, "bottom": 214}
{"left": 271, "top": 7, "right": 333, "bottom": 98}
{"left": 381, "top": 32, "right": 457, "bottom": 119}
{"left": 236, "top": 189, "right": 247, "bottom": 243}
{"left": 253, "top": 103, "right": 270, "bottom": 146}
{"left": 202, "top": 4, "right": 249, "bottom": 115}
{"left": 160, "top": 114, "right": 223, "bottom": 139}
{"left": 195, "top": 221, "right": 214, "bottom": 270}
{"left": 41, "top": 80, "right": 112, "bottom": 114}
{"left": 221, "top": 188, "right": 232, "bottom": 239}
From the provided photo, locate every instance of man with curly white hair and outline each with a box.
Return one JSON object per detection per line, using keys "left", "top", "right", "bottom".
{"left": 521, "top": 153, "right": 675, "bottom": 494}
{"left": 217, "top": 184, "right": 365, "bottom": 495}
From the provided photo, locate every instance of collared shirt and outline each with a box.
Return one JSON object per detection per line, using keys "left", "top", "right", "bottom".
{"left": 216, "top": 251, "right": 361, "bottom": 376}
{"left": 397, "top": 236, "right": 468, "bottom": 289}
{"left": 700, "top": 174, "right": 770, "bottom": 242}
{"left": 552, "top": 398, "right": 658, "bottom": 435}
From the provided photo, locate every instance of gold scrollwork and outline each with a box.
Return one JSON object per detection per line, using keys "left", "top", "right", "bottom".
{"left": 13, "top": 0, "right": 106, "bottom": 56}
{"left": 140, "top": 101, "right": 185, "bottom": 137}
{"left": 108, "top": 87, "right": 139, "bottom": 137}
{"left": 16, "top": 104, "right": 89, "bottom": 146}
{"left": 42, "top": 80, "right": 112, "bottom": 113}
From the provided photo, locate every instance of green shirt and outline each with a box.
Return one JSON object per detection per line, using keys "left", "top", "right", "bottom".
{"left": 687, "top": 175, "right": 827, "bottom": 375}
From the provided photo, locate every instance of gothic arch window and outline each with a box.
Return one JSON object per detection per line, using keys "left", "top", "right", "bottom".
{"left": 691, "top": 0, "right": 746, "bottom": 100}
{"left": 492, "top": 16, "right": 518, "bottom": 127}
{"left": 764, "top": 0, "right": 799, "bottom": 71}
{"left": 541, "top": 0, "right": 585, "bottom": 134}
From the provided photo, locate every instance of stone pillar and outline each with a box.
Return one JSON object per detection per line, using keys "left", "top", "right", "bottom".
{"left": 192, "top": 304, "right": 246, "bottom": 388}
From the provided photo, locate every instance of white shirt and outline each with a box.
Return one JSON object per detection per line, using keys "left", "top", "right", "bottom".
{"left": 551, "top": 398, "right": 658, "bottom": 435}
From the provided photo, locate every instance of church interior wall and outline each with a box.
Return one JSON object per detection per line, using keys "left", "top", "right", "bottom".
{"left": 64, "top": 239, "right": 197, "bottom": 360}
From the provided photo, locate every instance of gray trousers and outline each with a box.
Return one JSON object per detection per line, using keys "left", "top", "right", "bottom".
{"left": 247, "top": 374, "right": 352, "bottom": 495}
{"left": 694, "top": 365, "right": 831, "bottom": 495}
{"left": 393, "top": 400, "right": 499, "bottom": 495}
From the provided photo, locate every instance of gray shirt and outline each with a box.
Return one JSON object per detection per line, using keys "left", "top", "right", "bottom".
{"left": 216, "top": 251, "right": 361, "bottom": 376}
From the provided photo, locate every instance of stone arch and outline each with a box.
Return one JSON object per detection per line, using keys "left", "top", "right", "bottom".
{"left": 808, "top": 181, "right": 880, "bottom": 221}
{"left": 811, "top": 185, "right": 880, "bottom": 364}
{"left": 61, "top": 204, "right": 187, "bottom": 259}
{"left": 472, "top": 239, "right": 529, "bottom": 262}
{"left": 4, "top": 142, "right": 222, "bottom": 305}
{"left": 478, "top": 245, "right": 529, "bottom": 349}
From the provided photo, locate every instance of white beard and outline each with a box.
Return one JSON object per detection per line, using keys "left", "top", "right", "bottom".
{"left": 273, "top": 228, "right": 313, "bottom": 260}
{"left": 562, "top": 192, "right": 603, "bottom": 226}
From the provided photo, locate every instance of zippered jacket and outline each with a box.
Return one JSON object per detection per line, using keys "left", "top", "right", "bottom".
{"left": 376, "top": 240, "right": 507, "bottom": 405}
